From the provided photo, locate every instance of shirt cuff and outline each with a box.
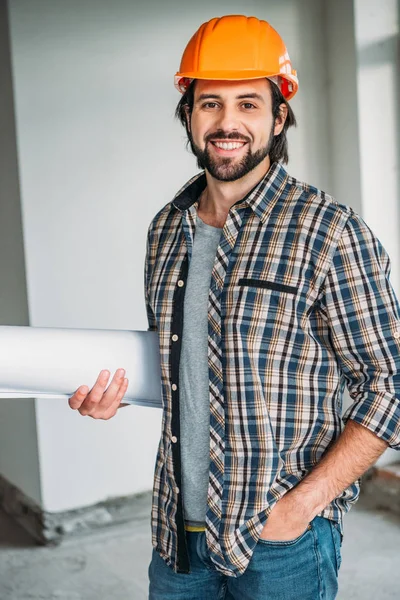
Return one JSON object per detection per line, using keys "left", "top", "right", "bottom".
{"left": 342, "top": 392, "right": 400, "bottom": 450}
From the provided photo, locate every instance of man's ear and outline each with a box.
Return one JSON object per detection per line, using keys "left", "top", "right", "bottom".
{"left": 184, "top": 105, "right": 191, "bottom": 133}
{"left": 274, "top": 103, "right": 288, "bottom": 136}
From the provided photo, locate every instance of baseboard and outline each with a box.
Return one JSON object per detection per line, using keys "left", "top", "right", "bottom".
{"left": 359, "top": 463, "right": 400, "bottom": 516}
{"left": 0, "top": 472, "right": 152, "bottom": 545}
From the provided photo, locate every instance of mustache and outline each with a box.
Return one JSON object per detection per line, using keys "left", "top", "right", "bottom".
{"left": 205, "top": 132, "right": 251, "bottom": 143}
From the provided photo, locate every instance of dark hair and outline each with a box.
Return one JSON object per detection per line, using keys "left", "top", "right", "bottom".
{"left": 174, "top": 79, "right": 297, "bottom": 167}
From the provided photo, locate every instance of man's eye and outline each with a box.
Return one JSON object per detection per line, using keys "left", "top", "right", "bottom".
{"left": 203, "top": 102, "right": 218, "bottom": 109}
{"left": 242, "top": 103, "right": 256, "bottom": 109}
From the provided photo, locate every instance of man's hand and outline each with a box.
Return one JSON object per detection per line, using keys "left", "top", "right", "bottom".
{"left": 259, "top": 420, "right": 390, "bottom": 543}
{"left": 259, "top": 492, "right": 311, "bottom": 542}
{"left": 68, "top": 369, "right": 129, "bottom": 419}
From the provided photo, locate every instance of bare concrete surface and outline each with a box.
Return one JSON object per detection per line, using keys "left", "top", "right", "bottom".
{"left": 0, "top": 492, "right": 399, "bottom": 600}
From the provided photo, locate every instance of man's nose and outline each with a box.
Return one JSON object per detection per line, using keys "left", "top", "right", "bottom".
{"left": 215, "top": 106, "right": 241, "bottom": 134}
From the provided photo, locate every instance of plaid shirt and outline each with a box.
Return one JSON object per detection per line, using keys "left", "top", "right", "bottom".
{"left": 144, "top": 161, "right": 400, "bottom": 577}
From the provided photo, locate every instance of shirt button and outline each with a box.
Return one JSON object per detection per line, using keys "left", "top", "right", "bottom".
{"left": 177, "top": 279, "right": 184, "bottom": 287}
{"left": 394, "top": 330, "right": 400, "bottom": 339}
{"left": 171, "top": 436, "right": 177, "bottom": 443}
{"left": 172, "top": 334, "right": 179, "bottom": 342}
{"left": 175, "top": 487, "right": 180, "bottom": 494}
{"left": 171, "top": 383, "right": 177, "bottom": 391}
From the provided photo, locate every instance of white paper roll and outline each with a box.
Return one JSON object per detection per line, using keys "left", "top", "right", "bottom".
{"left": 0, "top": 326, "right": 162, "bottom": 408}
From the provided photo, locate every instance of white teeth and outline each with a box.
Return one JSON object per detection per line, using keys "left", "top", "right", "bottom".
{"left": 214, "top": 141, "right": 245, "bottom": 150}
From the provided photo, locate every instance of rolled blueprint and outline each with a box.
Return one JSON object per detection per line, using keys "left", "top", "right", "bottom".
{"left": 0, "top": 326, "right": 162, "bottom": 408}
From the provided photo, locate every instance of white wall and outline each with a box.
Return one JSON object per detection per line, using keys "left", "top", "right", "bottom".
{"left": 0, "top": 0, "right": 42, "bottom": 506}
{"left": 354, "top": 0, "right": 399, "bottom": 294}
{"left": 3, "top": 0, "right": 397, "bottom": 513}
{"left": 324, "top": 0, "right": 363, "bottom": 214}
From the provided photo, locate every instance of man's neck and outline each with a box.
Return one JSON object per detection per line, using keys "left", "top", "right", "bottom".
{"left": 199, "top": 157, "right": 272, "bottom": 222}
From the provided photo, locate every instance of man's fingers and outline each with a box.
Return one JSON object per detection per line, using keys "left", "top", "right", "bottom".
{"left": 78, "top": 370, "right": 110, "bottom": 414}
{"left": 68, "top": 369, "right": 128, "bottom": 419}
{"left": 88, "top": 370, "right": 111, "bottom": 403}
{"left": 98, "top": 369, "right": 126, "bottom": 409}
{"left": 114, "top": 377, "right": 129, "bottom": 406}
{"left": 68, "top": 385, "right": 89, "bottom": 410}
{"left": 100, "top": 378, "right": 129, "bottom": 419}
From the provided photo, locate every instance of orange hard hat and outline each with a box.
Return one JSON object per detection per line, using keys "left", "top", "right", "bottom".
{"left": 175, "top": 15, "right": 298, "bottom": 100}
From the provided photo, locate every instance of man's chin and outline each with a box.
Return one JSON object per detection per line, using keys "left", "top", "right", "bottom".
{"left": 202, "top": 157, "right": 244, "bottom": 181}
{"left": 207, "top": 168, "right": 248, "bottom": 182}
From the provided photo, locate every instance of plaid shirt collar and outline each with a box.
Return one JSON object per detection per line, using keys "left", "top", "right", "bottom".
{"left": 171, "top": 161, "right": 289, "bottom": 226}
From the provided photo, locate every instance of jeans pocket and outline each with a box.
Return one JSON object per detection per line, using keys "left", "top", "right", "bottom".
{"left": 334, "top": 521, "right": 343, "bottom": 547}
{"left": 257, "top": 522, "right": 312, "bottom": 546}
{"left": 329, "top": 521, "right": 342, "bottom": 573}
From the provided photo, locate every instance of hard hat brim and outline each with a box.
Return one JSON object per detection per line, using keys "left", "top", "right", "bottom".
{"left": 174, "top": 72, "right": 298, "bottom": 100}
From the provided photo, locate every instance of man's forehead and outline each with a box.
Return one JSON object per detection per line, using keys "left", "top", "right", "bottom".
{"left": 194, "top": 78, "right": 270, "bottom": 99}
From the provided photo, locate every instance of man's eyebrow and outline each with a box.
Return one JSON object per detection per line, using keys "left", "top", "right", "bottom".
{"left": 195, "top": 92, "right": 265, "bottom": 103}
{"left": 195, "top": 94, "right": 221, "bottom": 103}
{"left": 236, "top": 93, "right": 265, "bottom": 102}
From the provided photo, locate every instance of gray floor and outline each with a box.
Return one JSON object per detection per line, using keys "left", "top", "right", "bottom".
{"left": 0, "top": 493, "right": 399, "bottom": 600}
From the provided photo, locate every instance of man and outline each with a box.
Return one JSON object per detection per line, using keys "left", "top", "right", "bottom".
{"left": 144, "top": 13, "right": 400, "bottom": 599}
{"left": 69, "top": 14, "right": 400, "bottom": 600}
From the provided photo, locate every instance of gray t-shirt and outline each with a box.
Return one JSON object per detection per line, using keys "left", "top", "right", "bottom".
{"left": 179, "top": 213, "right": 223, "bottom": 527}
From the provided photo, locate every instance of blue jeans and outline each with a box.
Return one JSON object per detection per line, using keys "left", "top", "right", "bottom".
{"left": 148, "top": 516, "right": 343, "bottom": 599}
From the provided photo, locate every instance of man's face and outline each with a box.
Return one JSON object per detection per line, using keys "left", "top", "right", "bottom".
{"left": 186, "top": 78, "right": 285, "bottom": 182}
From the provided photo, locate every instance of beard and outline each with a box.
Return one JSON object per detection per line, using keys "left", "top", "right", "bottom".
{"left": 189, "top": 122, "right": 275, "bottom": 182}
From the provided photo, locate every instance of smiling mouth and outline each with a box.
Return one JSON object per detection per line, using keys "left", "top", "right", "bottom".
{"left": 210, "top": 141, "right": 247, "bottom": 153}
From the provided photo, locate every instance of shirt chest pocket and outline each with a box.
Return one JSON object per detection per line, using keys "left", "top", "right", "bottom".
{"left": 222, "top": 277, "right": 306, "bottom": 346}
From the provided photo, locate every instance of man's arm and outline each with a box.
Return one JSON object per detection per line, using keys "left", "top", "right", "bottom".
{"left": 117, "top": 223, "right": 158, "bottom": 410}
{"left": 144, "top": 221, "right": 158, "bottom": 332}
{"left": 262, "top": 212, "right": 400, "bottom": 539}
{"left": 294, "top": 212, "right": 400, "bottom": 518}
{"left": 288, "top": 419, "right": 389, "bottom": 520}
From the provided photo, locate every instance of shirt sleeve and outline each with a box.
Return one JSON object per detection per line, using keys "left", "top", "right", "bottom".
{"left": 317, "top": 210, "right": 400, "bottom": 449}
{"left": 144, "top": 223, "right": 158, "bottom": 332}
